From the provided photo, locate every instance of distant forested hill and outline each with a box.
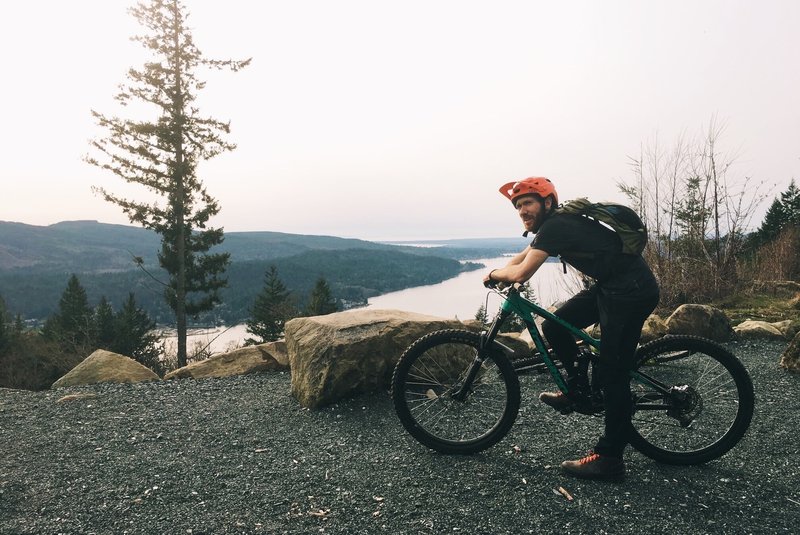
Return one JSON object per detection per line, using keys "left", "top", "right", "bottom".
{"left": 0, "top": 221, "right": 516, "bottom": 323}
{"left": 0, "top": 220, "right": 401, "bottom": 271}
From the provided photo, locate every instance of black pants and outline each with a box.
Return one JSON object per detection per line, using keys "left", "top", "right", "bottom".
{"left": 542, "top": 285, "right": 659, "bottom": 458}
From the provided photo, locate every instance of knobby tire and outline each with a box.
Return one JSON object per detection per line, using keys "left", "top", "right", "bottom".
{"left": 392, "top": 330, "right": 520, "bottom": 454}
{"left": 628, "top": 335, "right": 754, "bottom": 465}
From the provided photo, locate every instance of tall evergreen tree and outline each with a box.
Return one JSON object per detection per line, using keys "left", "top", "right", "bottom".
{"left": 0, "top": 295, "right": 9, "bottom": 355}
{"left": 754, "top": 179, "right": 800, "bottom": 246}
{"left": 113, "top": 293, "right": 164, "bottom": 375}
{"left": 779, "top": 179, "right": 800, "bottom": 226}
{"left": 94, "top": 296, "right": 116, "bottom": 350}
{"left": 43, "top": 274, "right": 94, "bottom": 355}
{"left": 306, "top": 277, "right": 338, "bottom": 316}
{"left": 474, "top": 303, "right": 488, "bottom": 325}
{"left": 246, "top": 266, "right": 296, "bottom": 344}
{"left": 756, "top": 198, "right": 787, "bottom": 244}
{"left": 86, "top": 0, "right": 250, "bottom": 367}
{"left": 12, "top": 314, "right": 24, "bottom": 340}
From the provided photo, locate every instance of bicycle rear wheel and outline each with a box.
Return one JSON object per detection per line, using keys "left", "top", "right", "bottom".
{"left": 391, "top": 330, "right": 520, "bottom": 454}
{"left": 628, "top": 335, "right": 754, "bottom": 465}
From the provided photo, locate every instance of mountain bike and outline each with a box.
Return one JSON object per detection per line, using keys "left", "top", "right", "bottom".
{"left": 391, "top": 282, "right": 754, "bottom": 465}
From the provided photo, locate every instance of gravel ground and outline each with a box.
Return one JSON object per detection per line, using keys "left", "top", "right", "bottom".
{"left": 1, "top": 339, "right": 798, "bottom": 535}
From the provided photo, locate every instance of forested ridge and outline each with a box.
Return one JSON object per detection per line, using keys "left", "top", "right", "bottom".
{"left": 0, "top": 221, "right": 490, "bottom": 324}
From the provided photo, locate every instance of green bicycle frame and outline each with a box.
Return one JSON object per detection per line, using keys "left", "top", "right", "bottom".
{"left": 488, "top": 286, "right": 668, "bottom": 398}
{"left": 497, "top": 290, "right": 597, "bottom": 393}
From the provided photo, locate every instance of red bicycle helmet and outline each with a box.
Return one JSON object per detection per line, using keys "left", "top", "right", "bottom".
{"left": 499, "top": 177, "right": 558, "bottom": 206}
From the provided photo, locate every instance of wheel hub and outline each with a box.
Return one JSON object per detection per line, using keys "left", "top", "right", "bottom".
{"left": 667, "top": 384, "right": 703, "bottom": 427}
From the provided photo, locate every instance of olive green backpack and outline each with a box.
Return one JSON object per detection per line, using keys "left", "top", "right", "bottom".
{"left": 556, "top": 198, "right": 648, "bottom": 255}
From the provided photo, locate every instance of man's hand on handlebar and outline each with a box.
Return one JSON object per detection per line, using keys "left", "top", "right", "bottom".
{"left": 483, "top": 270, "right": 506, "bottom": 289}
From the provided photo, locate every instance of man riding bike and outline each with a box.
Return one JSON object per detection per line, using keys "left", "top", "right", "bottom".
{"left": 484, "top": 177, "right": 660, "bottom": 481}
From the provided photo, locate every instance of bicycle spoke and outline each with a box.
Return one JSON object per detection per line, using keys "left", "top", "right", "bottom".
{"left": 393, "top": 331, "right": 520, "bottom": 453}
{"left": 628, "top": 337, "right": 753, "bottom": 464}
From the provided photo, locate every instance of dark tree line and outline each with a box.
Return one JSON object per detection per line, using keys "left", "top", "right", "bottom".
{"left": 745, "top": 179, "right": 800, "bottom": 281}
{"left": 245, "top": 267, "right": 339, "bottom": 344}
{"left": 41, "top": 275, "right": 164, "bottom": 374}
{"left": 0, "top": 275, "right": 163, "bottom": 389}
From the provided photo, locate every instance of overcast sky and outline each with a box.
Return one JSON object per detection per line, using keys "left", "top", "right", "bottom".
{"left": 1, "top": 0, "right": 798, "bottom": 240}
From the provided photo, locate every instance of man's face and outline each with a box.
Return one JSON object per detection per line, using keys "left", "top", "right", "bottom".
{"left": 515, "top": 195, "right": 549, "bottom": 233}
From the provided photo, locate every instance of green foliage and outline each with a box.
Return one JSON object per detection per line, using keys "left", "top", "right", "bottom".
{"left": 112, "top": 293, "right": 165, "bottom": 376}
{"left": 0, "top": 331, "right": 81, "bottom": 391}
{"left": 86, "top": 0, "right": 249, "bottom": 367}
{"left": 753, "top": 180, "right": 800, "bottom": 246}
{"left": 0, "top": 220, "right": 495, "bottom": 273}
{"left": 1, "top": 292, "right": 82, "bottom": 390}
{"left": 621, "top": 119, "right": 769, "bottom": 305}
{"left": 0, "top": 296, "right": 9, "bottom": 354}
{"left": 474, "top": 304, "right": 488, "bottom": 325}
{"left": 94, "top": 296, "right": 116, "bottom": 350}
{"left": 306, "top": 277, "right": 338, "bottom": 316}
{"left": 12, "top": 277, "right": 166, "bottom": 386}
{"left": 0, "top": 248, "right": 476, "bottom": 325}
{"left": 245, "top": 266, "right": 297, "bottom": 344}
{"left": 42, "top": 274, "right": 95, "bottom": 356}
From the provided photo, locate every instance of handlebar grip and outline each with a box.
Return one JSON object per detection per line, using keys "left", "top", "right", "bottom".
{"left": 484, "top": 280, "right": 509, "bottom": 291}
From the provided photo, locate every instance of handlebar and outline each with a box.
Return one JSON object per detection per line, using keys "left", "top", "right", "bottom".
{"left": 483, "top": 280, "right": 524, "bottom": 294}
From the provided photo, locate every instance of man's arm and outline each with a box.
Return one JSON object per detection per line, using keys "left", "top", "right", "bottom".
{"left": 505, "top": 247, "right": 530, "bottom": 267}
{"left": 484, "top": 246, "right": 550, "bottom": 284}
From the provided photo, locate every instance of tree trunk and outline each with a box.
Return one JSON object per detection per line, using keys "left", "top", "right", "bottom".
{"left": 172, "top": 2, "right": 188, "bottom": 368}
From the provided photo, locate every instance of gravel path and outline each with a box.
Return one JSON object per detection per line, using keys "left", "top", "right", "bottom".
{"left": 1, "top": 340, "right": 798, "bottom": 534}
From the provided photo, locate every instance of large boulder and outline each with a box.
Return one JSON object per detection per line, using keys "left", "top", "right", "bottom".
{"left": 734, "top": 320, "right": 787, "bottom": 340}
{"left": 165, "top": 341, "right": 288, "bottom": 380}
{"left": 52, "top": 350, "right": 160, "bottom": 388}
{"left": 285, "top": 309, "right": 524, "bottom": 409}
{"left": 640, "top": 314, "right": 668, "bottom": 344}
{"left": 665, "top": 304, "right": 734, "bottom": 342}
{"left": 779, "top": 332, "right": 800, "bottom": 373}
{"left": 772, "top": 320, "right": 799, "bottom": 340}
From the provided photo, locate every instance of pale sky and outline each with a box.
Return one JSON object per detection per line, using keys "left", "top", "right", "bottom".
{"left": 1, "top": 0, "right": 798, "bottom": 240}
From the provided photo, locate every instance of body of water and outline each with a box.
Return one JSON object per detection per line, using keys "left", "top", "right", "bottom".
{"left": 365, "top": 256, "right": 581, "bottom": 320}
{"left": 164, "top": 256, "right": 582, "bottom": 355}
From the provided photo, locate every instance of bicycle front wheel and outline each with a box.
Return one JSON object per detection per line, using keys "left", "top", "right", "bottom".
{"left": 391, "top": 330, "right": 520, "bottom": 454}
{"left": 628, "top": 335, "right": 754, "bottom": 465}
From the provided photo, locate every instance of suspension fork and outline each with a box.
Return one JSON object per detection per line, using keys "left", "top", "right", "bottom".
{"left": 451, "top": 309, "right": 511, "bottom": 402}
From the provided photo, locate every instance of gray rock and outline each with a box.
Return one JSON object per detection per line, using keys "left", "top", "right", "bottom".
{"left": 734, "top": 320, "right": 786, "bottom": 340}
{"left": 779, "top": 331, "right": 800, "bottom": 373}
{"left": 665, "top": 304, "right": 734, "bottom": 342}
{"left": 640, "top": 314, "right": 668, "bottom": 344}
{"left": 164, "top": 341, "right": 288, "bottom": 380}
{"left": 286, "top": 309, "right": 509, "bottom": 409}
{"left": 772, "top": 319, "right": 799, "bottom": 340}
{"left": 52, "top": 349, "right": 160, "bottom": 388}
